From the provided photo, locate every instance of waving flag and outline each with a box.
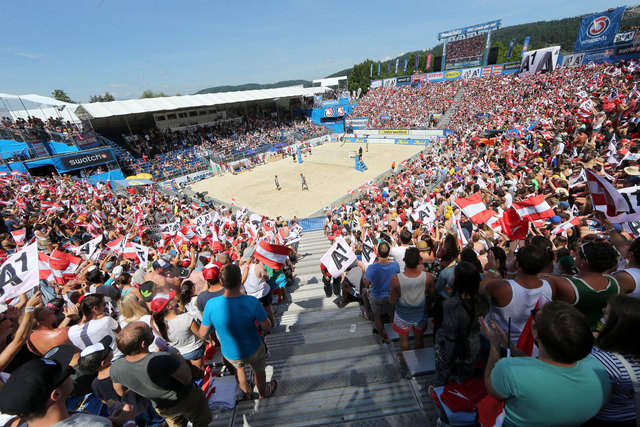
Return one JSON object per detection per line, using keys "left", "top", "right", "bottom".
{"left": 254, "top": 240, "right": 291, "bottom": 270}
{"left": 551, "top": 217, "right": 581, "bottom": 235}
{"left": 48, "top": 250, "right": 81, "bottom": 284}
{"left": 454, "top": 193, "right": 496, "bottom": 225}
{"left": 512, "top": 195, "right": 555, "bottom": 222}
{"left": 500, "top": 208, "right": 529, "bottom": 240}
{"left": 10, "top": 229, "right": 26, "bottom": 246}
{"left": 586, "top": 169, "right": 640, "bottom": 222}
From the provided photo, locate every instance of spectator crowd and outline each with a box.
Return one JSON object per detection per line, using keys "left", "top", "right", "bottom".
{"left": 0, "top": 58, "right": 639, "bottom": 426}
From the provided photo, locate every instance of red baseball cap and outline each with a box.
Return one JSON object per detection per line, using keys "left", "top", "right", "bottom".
{"left": 203, "top": 262, "right": 222, "bottom": 282}
{"left": 149, "top": 290, "right": 176, "bottom": 313}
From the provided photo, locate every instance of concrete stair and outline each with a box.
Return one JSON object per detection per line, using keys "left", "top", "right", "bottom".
{"left": 437, "top": 87, "right": 465, "bottom": 129}
{"left": 210, "top": 229, "right": 438, "bottom": 426}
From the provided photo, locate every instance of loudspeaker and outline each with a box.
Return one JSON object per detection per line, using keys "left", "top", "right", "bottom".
{"left": 487, "top": 47, "right": 499, "bottom": 65}
{"left": 433, "top": 56, "right": 442, "bottom": 71}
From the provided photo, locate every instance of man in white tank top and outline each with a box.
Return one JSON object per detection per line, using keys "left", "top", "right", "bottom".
{"left": 483, "top": 245, "right": 555, "bottom": 351}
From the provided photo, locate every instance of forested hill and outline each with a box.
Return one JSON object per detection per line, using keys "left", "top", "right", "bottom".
{"left": 196, "top": 80, "right": 312, "bottom": 94}
{"left": 332, "top": 6, "right": 640, "bottom": 85}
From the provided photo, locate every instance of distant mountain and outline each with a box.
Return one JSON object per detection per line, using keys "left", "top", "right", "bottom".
{"left": 196, "top": 80, "right": 312, "bottom": 94}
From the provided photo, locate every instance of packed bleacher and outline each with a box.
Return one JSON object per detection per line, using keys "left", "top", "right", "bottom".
{"left": 349, "top": 81, "right": 461, "bottom": 128}
{"left": 1, "top": 58, "right": 640, "bottom": 426}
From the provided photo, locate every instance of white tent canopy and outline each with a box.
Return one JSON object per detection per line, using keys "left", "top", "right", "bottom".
{"left": 0, "top": 93, "right": 76, "bottom": 107}
{"left": 77, "top": 85, "right": 330, "bottom": 119}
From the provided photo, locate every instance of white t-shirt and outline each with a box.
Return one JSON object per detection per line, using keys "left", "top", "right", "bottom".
{"left": 166, "top": 313, "right": 204, "bottom": 355}
{"left": 68, "top": 316, "right": 119, "bottom": 351}
{"left": 389, "top": 245, "right": 409, "bottom": 272}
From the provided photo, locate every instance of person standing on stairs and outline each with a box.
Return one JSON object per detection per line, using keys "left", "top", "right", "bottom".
{"left": 200, "top": 264, "right": 277, "bottom": 400}
{"left": 389, "top": 247, "right": 434, "bottom": 353}
{"left": 363, "top": 241, "right": 400, "bottom": 340}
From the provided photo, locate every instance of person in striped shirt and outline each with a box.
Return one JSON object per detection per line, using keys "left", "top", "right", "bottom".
{"left": 588, "top": 295, "right": 640, "bottom": 426}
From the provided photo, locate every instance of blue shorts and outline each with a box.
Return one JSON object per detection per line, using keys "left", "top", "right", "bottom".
{"left": 181, "top": 343, "right": 206, "bottom": 361}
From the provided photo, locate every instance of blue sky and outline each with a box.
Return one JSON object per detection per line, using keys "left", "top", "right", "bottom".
{"left": 0, "top": 0, "right": 631, "bottom": 102}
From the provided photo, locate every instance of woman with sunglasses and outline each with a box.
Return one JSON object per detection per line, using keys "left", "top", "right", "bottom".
{"left": 549, "top": 241, "right": 621, "bottom": 331}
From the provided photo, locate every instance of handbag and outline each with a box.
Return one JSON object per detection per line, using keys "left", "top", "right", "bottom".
{"left": 612, "top": 352, "right": 640, "bottom": 427}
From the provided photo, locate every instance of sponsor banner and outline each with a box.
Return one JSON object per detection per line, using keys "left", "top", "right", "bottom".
{"left": 383, "top": 78, "right": 396, "bottom": 87}
{"left": 322, "top": 100, "right": 340, "bottom": 108}
{"left": 561, "top": 52, "right": 585, "bottom": 68}
{"left": 462, "top": 67, "right": 482, "bottom": 79}
{"left": 370, "top": 79, "right": 382, "bottom": 88}
{"left": 445, "top": 59, "right": 482, "bottom": 70}
{"left": 427, "top": 71, "right": 444, "bottom": 81}
{"left": 343, "top": 137, "right": 367, "bottom": 144}
{"left": 519, "top": 46, "right": 560, "bottom": 76}
{"left": 411, "top": 74, "right": 426, "bottom": 84}
{"left": 28, "top": 140, "right": 50, "bottom": 157}
{"left": 438, "top": 19, "right": 501, "bottom": 40}
{"left": 426, "top": 53, "right": 432, "bottom": 70}
{"left": 396, "top": 76, "right": 411, "bottom": 86}
{"left": 481, "top": 66, "right": 492, "bottom": 77}
{"left": 614, "top": 30, "right": 637, "bottom": 45}
{"left": 506, "top": 38, "right": 516, "bottom": 59}
{"left": 123, "top": 135, "right": 139, "bottom": 143}
{"left": 379, "top": 115, "right": 390, "bottom": 122}
{"left": 345, "top": 118, "right": 369, "bottom": 129}
{"left": 323, "top": 106, "right": 345, "bottom": 118}
{"left": 575, "top": 7, "right": 626, "bottom": 51}
{"left": 380, "top": 130, "right": 409, "bottom": 135}
{"left": 615, "top": 45, "right": 640, "bottom": 56}
{"left": 59, "top": 148, "right": 115, "bottom": 171}
{"left": 502, "top": 62, "right": 520, "bottom": 71}
{"left": 522, "top": 36, "right": 531, "bottom": 56}
{"left": 395, "top": 139, "right": 430, "bottom": 145}
{"left": 491, "top": 64, "right": 503, "bottom": 74}
{"left": 584, "top": 47, "right": 615, "bottom": 63}
{"left": 444, "top": 70, "right": 462, "bottom": 80}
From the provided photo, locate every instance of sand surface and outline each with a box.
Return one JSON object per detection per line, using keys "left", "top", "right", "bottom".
{"left": 189, "top": 142, "right": 425, "bottom": 218}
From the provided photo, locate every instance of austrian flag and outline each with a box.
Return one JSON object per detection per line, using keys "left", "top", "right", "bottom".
{"left": 454, "top": 193, "right": 496, "bottom": 225}
{"left": 254, "top": 240, "right": 291, "bottom": 271}
{"left": 512, "top": 195, "right": 555, "bottom": 221}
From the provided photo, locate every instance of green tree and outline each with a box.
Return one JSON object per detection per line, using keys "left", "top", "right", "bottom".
{"left": 51, "top": 89, "right": 74, "bottom": 103}
{"left": 140, "top": 90, "right": 168, "bottom": 99}
{"left": 89, "top": 92, "right": 115, "bottom": 103}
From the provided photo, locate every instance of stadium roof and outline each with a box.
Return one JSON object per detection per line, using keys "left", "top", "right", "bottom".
{"left": 0, "top": 93, "right": 76, "bottom": 107}
{"left": 76, "top": 85, "right": 330, "bottom": 119}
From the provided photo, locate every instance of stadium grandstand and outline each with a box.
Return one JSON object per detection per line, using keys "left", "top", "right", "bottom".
{"left": 3, "top": 5, "right": 640, "bottom": 427}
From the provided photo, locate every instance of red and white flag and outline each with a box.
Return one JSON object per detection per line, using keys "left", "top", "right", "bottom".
{"left": 454, "top": 193, "right": 496, "bottom": 225}
{"left": 47, "top": 250, "right": 81, "bottom": 284}
{"left": 586, "top": 169, "right": 640, "bottom": 222}
{"left": 10, "top": 229, "right": 26, "bottom": 246}
{"left": 551, "top": 217, "right": 581, "bottom": 235}
{"left": 512, "top": 195, "right": 555, "bottom": 222}
{"left": 254, "top": 240, "right": 291, "bottom": 270}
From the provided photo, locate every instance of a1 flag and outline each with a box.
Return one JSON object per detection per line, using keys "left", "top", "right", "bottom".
{"left": 320, "top": 236, "right": 357, "bottom": 278}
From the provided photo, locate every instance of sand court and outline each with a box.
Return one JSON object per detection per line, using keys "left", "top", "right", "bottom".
{"left": 189, "top": 142, "right": 425, "bottom": 218}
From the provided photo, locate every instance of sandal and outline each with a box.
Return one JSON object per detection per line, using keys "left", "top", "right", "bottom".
{"left": 265, "top": 379, "right": 277, "bottom": 398}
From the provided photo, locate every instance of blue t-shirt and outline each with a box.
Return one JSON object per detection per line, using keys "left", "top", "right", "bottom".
{"left": 491, "top": 355, "right": 609, "bottom": 427}
{"left": 364, "top": 261, "right": 400, "bottom": 298}
{"left": 201, "top": 295, "right": 267, "bottom": 361}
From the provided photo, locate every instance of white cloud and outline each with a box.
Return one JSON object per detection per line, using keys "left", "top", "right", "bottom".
{"left": 109, "top": 83, "right": 129, "bottom": 88}
{"left": 17, "top": 52, "right": 46, "bottom": 59}
{"left": 382, "top": 56, "right": 392, "bottom": 61}
{"left": 111, "top": 91, "right": 132, "bottom": 99}
{"left": 160, "top": 70, "right": 166, "bottom": 76}
{"left": 138, "top": 74, "right": 144, "bottom": 79}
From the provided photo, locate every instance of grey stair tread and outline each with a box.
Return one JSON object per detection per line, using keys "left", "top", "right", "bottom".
{"left": 266, "top": 322, "right": 374, "bottom": 349}
{"left": 278, "top": 304, "right": 367, "bottom": 327}
{"left": 267, "top": 334, "right": 381, "bottom": 361}
{"left": 233, "top": 380, "right": 423, "bottom": 426}
{"left": 403, "top": 347, "right": 436, "bottom": 376}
